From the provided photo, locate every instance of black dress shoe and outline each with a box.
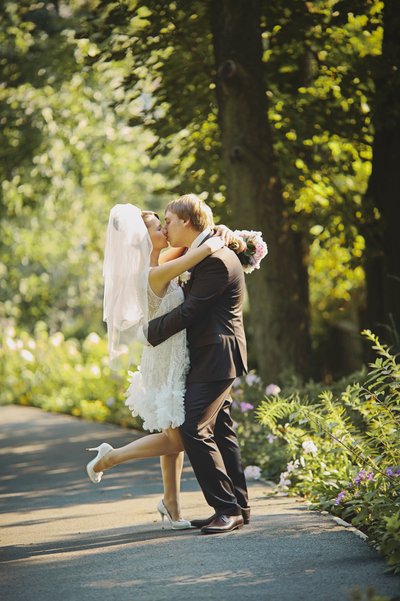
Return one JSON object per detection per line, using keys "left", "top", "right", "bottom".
{"left": 191, "top": 507, "right": 250, "bottom": 529}
{"left": 200, "top": 514, "right": 244, "bottom": 534}
{"left": 190, "top": 513, "right": 217, "bottom": 529}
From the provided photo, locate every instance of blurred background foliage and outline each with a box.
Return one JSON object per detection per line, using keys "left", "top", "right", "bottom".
{"left": 0, "top": 0, "right": 398, "bottom": 386}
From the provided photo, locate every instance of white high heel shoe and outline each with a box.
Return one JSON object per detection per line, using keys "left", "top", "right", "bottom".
{"left": 86, "top": 443, "right": 113, "bottom": 483}
{"left": 157, "top": 499, "right": 194, "bottom": 530}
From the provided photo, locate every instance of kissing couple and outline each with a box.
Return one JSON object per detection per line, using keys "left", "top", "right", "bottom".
{"left": 86, "top": 194, "right": 259, "bottom": 535}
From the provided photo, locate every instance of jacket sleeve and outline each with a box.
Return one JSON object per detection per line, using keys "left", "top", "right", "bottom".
{"left": 147, "top": 255, "right": 229, "bottom": 347}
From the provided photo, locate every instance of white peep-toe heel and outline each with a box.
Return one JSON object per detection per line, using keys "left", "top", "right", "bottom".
{"left": 157, "top": 499, "right": 194, "bottom": 530}
{"left": 86, "top": 443, "right": 113, "bottom": 483}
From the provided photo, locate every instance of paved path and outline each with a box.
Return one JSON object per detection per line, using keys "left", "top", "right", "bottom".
{"left": 1, "top": 405, "right": 399, "bottom": 601}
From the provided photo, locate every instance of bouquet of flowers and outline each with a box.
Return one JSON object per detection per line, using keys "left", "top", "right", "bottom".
{"left": 229, "top": 229, "right": 268, "bottom": 274}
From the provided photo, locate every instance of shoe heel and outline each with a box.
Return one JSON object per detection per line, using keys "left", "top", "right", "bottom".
{"left": 159, "top": 512, "right": 165, "bottom": 530}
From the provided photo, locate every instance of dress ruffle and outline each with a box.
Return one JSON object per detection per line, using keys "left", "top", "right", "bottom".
{"left": 124, "top": 280, "right": 189, "bottom": 432}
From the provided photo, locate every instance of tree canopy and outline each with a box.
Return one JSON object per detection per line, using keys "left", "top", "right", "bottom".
{"left": 1, "top": 0, "right": 397, "bottom": 382}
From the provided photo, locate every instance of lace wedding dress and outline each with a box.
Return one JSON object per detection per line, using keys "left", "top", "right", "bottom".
{"left": 125, "top": 278, "right": 189, "bottom": 432}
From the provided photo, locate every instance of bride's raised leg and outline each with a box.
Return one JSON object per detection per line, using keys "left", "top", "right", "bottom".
{"left": 93, "top": 428, "right": 184, "bottom": 473}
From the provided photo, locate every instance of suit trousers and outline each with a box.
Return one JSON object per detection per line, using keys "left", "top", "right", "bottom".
{"left": 179, "top": 379, "right": 249, "bottom": 515}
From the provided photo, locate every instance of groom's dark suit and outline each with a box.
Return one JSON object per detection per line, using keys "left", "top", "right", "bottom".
{"left": 147, "top": 240, "right": 249, "bottom": 516}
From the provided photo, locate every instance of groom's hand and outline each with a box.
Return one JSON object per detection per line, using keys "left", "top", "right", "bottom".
{"left": 137, "top": 323, "right": 151, "bottom": 346}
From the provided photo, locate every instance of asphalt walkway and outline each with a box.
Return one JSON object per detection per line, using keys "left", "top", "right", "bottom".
{"left": 1, "top": 405, "right": 399, "bottom": 601}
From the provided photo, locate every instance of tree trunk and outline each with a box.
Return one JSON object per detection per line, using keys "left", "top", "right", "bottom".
{"left": 364, "top": 0, "right": 400, "bottom": 346}
{"left": 210, "top": 0, "right": 311, "bottom": 383}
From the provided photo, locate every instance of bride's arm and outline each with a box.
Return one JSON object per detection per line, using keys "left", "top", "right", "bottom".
{"left": 159, "top": 247, "right": 186, "bottom": 264}
{"left": 149, "top": 238, "right": 224, "bottom": 295}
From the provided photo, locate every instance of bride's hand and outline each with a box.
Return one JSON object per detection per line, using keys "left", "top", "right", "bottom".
{"left": 214, "top": 224, "right": 232, "bottom": 245}
{"left": 205, "top": 236, "right": 225, "bottom": 253}
{"left": 214, "top": 224, "right": 247, "bottom": 252}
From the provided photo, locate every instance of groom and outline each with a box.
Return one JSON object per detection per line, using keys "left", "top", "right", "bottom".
{"left": 145, "top": 194, "right": 249, "bottom": 534}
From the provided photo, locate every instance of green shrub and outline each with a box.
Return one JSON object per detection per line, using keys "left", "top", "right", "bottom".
{"left": 255, "top": 330, "right": 400, "bottom": 573}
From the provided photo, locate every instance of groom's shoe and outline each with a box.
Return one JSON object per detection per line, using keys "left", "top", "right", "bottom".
{"left": 200, "top": 513, "right": 244, "bottom": 535}
{"left": 191, "top": 506, "right": 250, "bottom": 529}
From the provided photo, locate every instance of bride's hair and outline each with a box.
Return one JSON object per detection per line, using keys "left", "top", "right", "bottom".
{"left": 113, "top": 210, "right": 158, "bottom": 234}
{"left": 166, "top": 194, "right": 214, "bottom": 232}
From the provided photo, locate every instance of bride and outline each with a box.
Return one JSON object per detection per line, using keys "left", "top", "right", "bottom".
{"left": 86, "top": 203, "right": 227, "bottom": 529}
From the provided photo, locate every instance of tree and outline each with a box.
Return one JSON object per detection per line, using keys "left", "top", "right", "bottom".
{"left": 210, "top": 0, "right": 311, "bottom": 381}
{"left": 364, "top": 0, "right": 400, "bottom": 346}
{"left": 0, "top": 1, "right": 176, "bottom": 336}
{"left": 89, "top": 0, "right": 313, "bottom": 381}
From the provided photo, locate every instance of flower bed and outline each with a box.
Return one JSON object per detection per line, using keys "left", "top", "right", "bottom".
{"left": 1, "top": 322, "right": 142, "bottom": 430}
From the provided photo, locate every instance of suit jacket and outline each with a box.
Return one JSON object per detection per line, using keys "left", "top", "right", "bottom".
{"left": 147, "top": 243, "right": 248, "bottom": 383}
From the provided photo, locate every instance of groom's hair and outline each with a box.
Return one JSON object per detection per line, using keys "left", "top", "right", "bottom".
{"left": 166, "top": 194, "right": 214, "bottom": 232}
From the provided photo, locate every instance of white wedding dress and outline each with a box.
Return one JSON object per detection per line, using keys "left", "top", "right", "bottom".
{"left": 125, "top": 277, "right": 189, "bottom": 432}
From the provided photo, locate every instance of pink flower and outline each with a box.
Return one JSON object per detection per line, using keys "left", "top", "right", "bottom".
{"left": 240, "top": 402, "right": 254, "bottom": 412}
{"left": 265, "top": 383, "right": 281, "bottom": 396}
{"left": 231, "top": 229, "right": 268, "bottom": 274}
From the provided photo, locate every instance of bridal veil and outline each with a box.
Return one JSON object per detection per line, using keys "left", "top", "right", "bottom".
{"left": 103, "top": 203, "right": 152, "bottom": 368}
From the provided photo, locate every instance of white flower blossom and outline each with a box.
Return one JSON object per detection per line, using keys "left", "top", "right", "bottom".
{"left": 179, "top": 271, "right": 191, "bottom": 284}
{"left": 90, "top": 365, "right": 101, "bottom": 377}
{"left": 244, "top": 465, "right": 261, "bottom": 480}
{"left": 245, "top": 373, "right": 261, "bottom": 386}
{"left": 302, "top": 440, "right": 318, "bottom": 456}
{"left": 278, "top": 471, "right": 291, "bottom": 488}
{"left": 86, "top": 332, "right": 101, "bottom": 344}
{"left": 267, "top": 433, "right": 278, "bottom": 444}
{"left": 286, "top": 459, "right": 300, "bottom": 473}
{"left": 232, "top": 377, "right": 242, "bottom": 389}
{"left": 20, "top": 349, "right": 34, "bottom": 363}
{"left": 5, "top": 337, "right": 17, "bottom": 350}
{"left": 50, "top": 332, "right": 64, "bottom": 347}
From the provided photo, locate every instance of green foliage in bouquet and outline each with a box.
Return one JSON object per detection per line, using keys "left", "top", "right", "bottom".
{"left": 256, "top": 331, "right": 400, "bottom": 573}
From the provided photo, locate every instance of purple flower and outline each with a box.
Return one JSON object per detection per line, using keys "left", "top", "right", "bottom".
{"left": 335, "top": 490, "right": 346, "bottom": 505}
{"left": 353, "top": 469, "right": 367, "bottom": 485}
{"left": 385, "top": 466, "right": 400, "bottom": 477}
{"left": 240, "top": 402, "right": 254, "bottom": 413}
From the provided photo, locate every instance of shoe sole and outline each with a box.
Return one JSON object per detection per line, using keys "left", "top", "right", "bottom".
{"left": 200, "top": 524, "right": 243, "bottom": 535}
